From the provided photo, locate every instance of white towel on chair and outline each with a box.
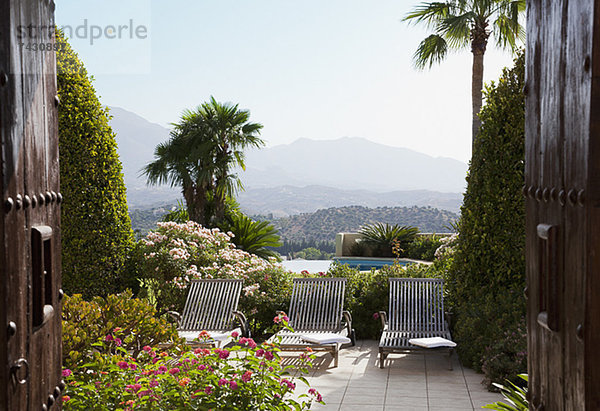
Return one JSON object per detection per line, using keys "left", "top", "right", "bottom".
{"left": 408, "top": 337, "right": 456, "bottom": 348}
{"left": 300, "top": 333, "right": 351, "bottom": 345}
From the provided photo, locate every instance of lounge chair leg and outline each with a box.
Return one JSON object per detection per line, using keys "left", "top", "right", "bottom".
{"left": 447, "top": 349, "right": 453, "bottom": 371}
{"left": 334, "top": 349, "right": 339, "bottom": 368}
{"left": 379, "top": 350, "right": 385, "bottom": 369}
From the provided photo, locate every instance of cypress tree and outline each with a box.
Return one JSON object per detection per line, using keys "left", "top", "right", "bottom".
{"left": 56, "top": 31, "right": 134, "bottom": 298}
{"left": 448, "top": 52, "right": 526, "bottom": 377}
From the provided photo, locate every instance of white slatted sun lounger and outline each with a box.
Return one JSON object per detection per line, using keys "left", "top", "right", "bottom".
{"left": 378, "top": 278, "right": 455, "bottom": 369}
{"left": 168, "top": 279, "right": 248, "bottom": 348}
{"left": 268, "top": 278, "right": 354, "bottom": 368}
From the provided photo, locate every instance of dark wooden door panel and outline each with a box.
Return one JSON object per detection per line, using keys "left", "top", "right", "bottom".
{"left": 526, "top": 0, "right": 599, "bottom": 409}
{"left": 1, "top": 0, "right": 62, "bottom": 409}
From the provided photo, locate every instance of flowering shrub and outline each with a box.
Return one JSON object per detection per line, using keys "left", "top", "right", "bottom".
{"left": 63, "top": 317, "right": 323, "bottom": 410}
{"left": 136, "top": 221, "right": 294, "bottom": 335}
{"left": 62, "top": 292, "right": 182, "bottom": 369}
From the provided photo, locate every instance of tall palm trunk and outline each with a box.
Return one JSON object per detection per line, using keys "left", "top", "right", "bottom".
{"left": 471, "top": 50, "right": 484, "bottom": 149}
{"left": 471, "top": 20, "right": 489, "bottom": 151}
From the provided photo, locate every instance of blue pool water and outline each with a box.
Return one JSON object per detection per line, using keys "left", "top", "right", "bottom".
{"left": 282, "top": 258, "right": 412, "bottom": 273}
{"left": 333, "top": 257, "right": 408, "bottom": 271}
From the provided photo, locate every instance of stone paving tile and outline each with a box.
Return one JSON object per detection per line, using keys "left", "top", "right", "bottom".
{"left": 299, "top": 340, "right": 502, "bottom": 410}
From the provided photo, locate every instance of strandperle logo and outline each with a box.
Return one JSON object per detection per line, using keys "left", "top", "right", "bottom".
{"left": 17, "top": 19, "right": 149, "bottom": 45}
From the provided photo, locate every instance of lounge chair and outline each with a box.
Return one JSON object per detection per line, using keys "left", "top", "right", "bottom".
{"left": 168, "top": 278, "right": 248, "bottom": 348}
{"left": 268, "top": 277, "right": 354, "bottom": 367}
{"left": 378, "top": 278, "right": 454, "bottom": 369}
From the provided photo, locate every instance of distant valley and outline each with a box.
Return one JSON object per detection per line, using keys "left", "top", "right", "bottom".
{"left": 108, "top": 106, "right": 466, "bottom": 217}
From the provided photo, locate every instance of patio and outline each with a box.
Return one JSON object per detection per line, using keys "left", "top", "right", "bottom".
{"left": 287, "top": 340, "right": 502, "bottom": 410}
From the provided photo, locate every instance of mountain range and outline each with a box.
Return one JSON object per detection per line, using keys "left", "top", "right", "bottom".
{"left": 108, "top": 106, "right": 466, "bottom": 214}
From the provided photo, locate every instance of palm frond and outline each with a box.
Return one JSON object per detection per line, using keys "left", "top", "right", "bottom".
{"left": 413, "top": 34, "right": 449, "bottom": 69}
{"left": 404, "top": 2, "right": 455, "bottom": 29}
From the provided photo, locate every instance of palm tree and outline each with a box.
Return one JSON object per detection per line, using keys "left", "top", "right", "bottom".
{"left": 404, "top": 0, "right": 525, "bottom": 148}
{"left": 193, "top": 97, "right": 264, "bottom": 222}
{"left": 223, "top": 212, "right": 282, "bottom": 260}
{"left": 144, "top": 97, "right": 264, "bottom": 226}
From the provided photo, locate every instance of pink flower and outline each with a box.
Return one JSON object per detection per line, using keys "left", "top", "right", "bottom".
{"left": 114, "top": 338, "right": 122, "bottom": 347}
{"left": 372, "top": 312, "right": 380, "bottom": 320}
{"left": 156, "top": 365, "right": 168, "bottom": 375}
{"left": 198, "top": 364, "right": 206, "bottom": 371}
{"left": 62, "top": 395, "right": 71, "bottom": 402}
{"left": 62, "top": 369, "right": 72, "bottom": 377}
{"left": 104, "top": 334, "right": 114, "bottom": 342}
{"left": 273, "top": 316, "right": 281, "bottom": 323}
{"left": 229, "top": 380, "right": 238, "bottom": 390}
{"left": 117, "top": 361, "right": 129, "bottom": 370}
{"left": 149, "top": 379, "right": 159, "bottom": 388}
{"left": 218, "top": 349, "right": 230, "bottom": 359}
{"left": 143, "top": 345, "right": 152, "bottom": 352}
{"left": 168, "top": 367, "right": 180, "bottom": 375}
{"left": 129, "top": 363, "right": 137, "bottom": 370}
{"left": 265, "top": 351, "right": 274, "bottom": 361}
{"left": 204, "top": 386, "right": 213, "bottom": 395}
{"left": 231, "top": 331, "right": 239, "bottom": 338}
{"left": 242, "top": 371, "right": 252, "bottom": 383}
{"left": 218, "top": 378, "right": 228, "bottom": 387}
{"left": 255, "top": 349, "right": 265, "bottom": 357}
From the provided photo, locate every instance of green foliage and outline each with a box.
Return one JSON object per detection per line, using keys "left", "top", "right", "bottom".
{"left": 359, "top": 223, "right": 419, "bottom": 257}
{"left": 483, "top": 374, "right": 528, "bottom": 411}
{"left": 63, "top": 318, "right": 323, "bottom": 410}
{"left": 222, "top": 212, "right": 282, "bottom": 260}
{"left": 447, "top": 52, "right": 526, "bottom": 387}
{"left": 134, "top": 221, "right": 292, "bottom": 336}
{"left": 144, "top": 97, "right": 264, "bottom": 226}
{"left": 62, "top": 291, "right": 181, "bottom": 370}
{"left": 161, "top": 200, "right": 189, "bottom": 223}
{"left": 275, "top": 205, "right": 457, "bottom": 245}
{"left": 293, "top": 247, "right": 333, "bottom": 260}
{"left": 56, "top": 31, "right": 134, "bottom": 298}
{"left": 404, "top": 235, "right": 444, "bottom": 261}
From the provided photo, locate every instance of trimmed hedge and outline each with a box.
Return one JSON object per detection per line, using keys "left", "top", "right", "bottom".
{"left": 56, "top": 31, "right": 135, "bottom": 298}
{"left": 447, "top": 52, "right": 526, "bottom": 387}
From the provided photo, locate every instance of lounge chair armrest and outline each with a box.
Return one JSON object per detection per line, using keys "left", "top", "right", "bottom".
{"left": 378, "top": 311, "right": 387, "bottom": 329}
{"left": 342, "top": 310, "right": 353, "bottom": 333}
{"left": 166, "top": 311, "right": 181, "bottom": 325}
{"left": 232, "top": 310, "right": 250, "bottom": 338}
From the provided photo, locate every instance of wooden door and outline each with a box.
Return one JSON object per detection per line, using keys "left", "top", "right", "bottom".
{"left": 0, "top": 0, "right": 63, "bottom": 409}
{"left": 526, "top": 1, "right": 600, "bottom": 409}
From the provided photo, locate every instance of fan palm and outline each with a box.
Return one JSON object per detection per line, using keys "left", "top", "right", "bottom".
{"left": 223, "top": 212, "right": 282, "bottom": 260}
{"left": 404, "top": 0, "right": 525, "bottom": 148}
{"left": 359, "top": 223, "right": 419, "bottom": 257}
{"left": 143, "top": 97, "right": 264, "bottom": 226}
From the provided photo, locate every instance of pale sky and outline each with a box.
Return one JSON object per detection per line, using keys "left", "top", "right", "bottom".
{"left": 55, "top": 0, "right": 521, "bottom": 164}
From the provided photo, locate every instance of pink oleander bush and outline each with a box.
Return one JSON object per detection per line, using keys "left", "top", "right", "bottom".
{"left": 62, "top": 315, "right": 323, "bottom": 410}
{"left": 135, "top": 221, "right": 294, "bottom": 335}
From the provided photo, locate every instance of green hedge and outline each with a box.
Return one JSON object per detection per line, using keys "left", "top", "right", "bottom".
{"left": 56, "top": 31, "right": 134, "bottom": 298}
{"left": 447, "top": 52, "right": 526, "bottom": 388}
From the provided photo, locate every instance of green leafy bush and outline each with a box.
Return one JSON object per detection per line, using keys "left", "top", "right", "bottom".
{"left": 62, "top": 291, "right": 181, "bottom": 369}
{"left": 404, "top": 235, "right": 444, "bottom": 261}
{"left": 447, "top": 52, "right": 526, "bottom": 386}
{"left": 56, "top": 31, "right": 134, "bottom": 298}
{"left": 483, "top": 374, "right": 528, "bottom": 411}
{"left": 62, "top": 317, "right": 323, "bottom": 410}
{"left": 358, "top": 223, "right": 419, "bottom": 257}
{"left": 135, "top": 221, "right": 293, "bottom": 336}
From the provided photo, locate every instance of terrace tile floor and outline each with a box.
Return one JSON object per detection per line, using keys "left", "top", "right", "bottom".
{"left": 285, "top": 340, "right": 502, "bottom": 411}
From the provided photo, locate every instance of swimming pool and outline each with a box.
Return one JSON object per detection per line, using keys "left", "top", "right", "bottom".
{"left": 281, "top": 257, "right": 413, "bottom": 273}
{"left": 333, "top": 257, "right": 409, "bottom": 271}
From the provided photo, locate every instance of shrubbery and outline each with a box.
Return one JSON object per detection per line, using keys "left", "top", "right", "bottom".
{"left": 133, "top": 221, "right": 293, "bottom": 336}
{"left": 62, "top": 292, "right": 182, "bottom": 369}
{"left": 56, "top": 31, "right": 134, "bottom": 298}
{"left": 404, "top": 235, "right": 445, "bottom": 261}
{"left": 62, "top": 316, "right": 323, "bottom": 410}
{"left": 447, "top": 52, "right": 526, "bottom": 388}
